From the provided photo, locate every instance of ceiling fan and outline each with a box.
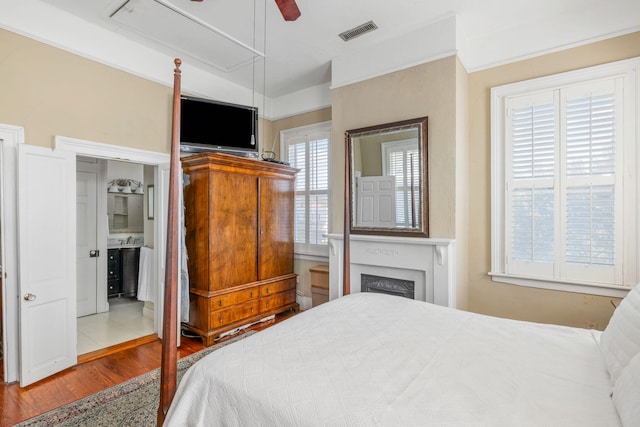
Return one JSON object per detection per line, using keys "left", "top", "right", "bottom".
{"left": 190, "top": 0, "right": 301, "bottom": 22}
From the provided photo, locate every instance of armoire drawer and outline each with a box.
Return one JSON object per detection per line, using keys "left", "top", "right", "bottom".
{"left": 210, "top": 288, "right": 257, "bottom": 310}
{"left": 259, "top": 278, "right": 296, "bottom": 297}
{"left": 260, "top": 290, "right": 296, "bottom": 313}
{"left": 211, "top": 301, "right": 259, "bottom": 328}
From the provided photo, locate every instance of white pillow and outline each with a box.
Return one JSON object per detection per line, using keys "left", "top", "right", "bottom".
{"left": 612, "top": 352, "right": 640, "bottom": 426}
{"left": 600, "top": 284, "right": 640, "bottom": 385}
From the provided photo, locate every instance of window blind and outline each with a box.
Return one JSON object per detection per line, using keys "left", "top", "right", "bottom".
{"left": 284, "top": 126, "right": 330, "bottom": 254}
{"left": 505, "top": 78, "right": 623, "bottom": 285}
{"left": 385, "top": 143, "right": 420, "bottom": 227}
{"left": 307, "top": 138, "right": 329, "bottom": 245}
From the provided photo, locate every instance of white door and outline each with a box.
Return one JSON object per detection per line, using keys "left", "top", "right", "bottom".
{"left": 76, "top": 164, "right": 98, "bottom": 317}
{"left": 0, "top": 138, "right": 6, "bottom": 382}
{"left": 155, "top": 162, "right": 181, "bottom": 345}
{"left": 356, "top": 176, "right": 396, "bottom": 227}
{"left": 18, "top": 144, "right": 76, "bottom": 386}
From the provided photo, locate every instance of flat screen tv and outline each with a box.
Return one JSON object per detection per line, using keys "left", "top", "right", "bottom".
{"left": 179, "top": 95, "right": 259, "bottom": 157}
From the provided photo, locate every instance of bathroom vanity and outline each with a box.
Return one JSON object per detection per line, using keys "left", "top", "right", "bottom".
{"left": 107, "top": 247, "right": 140, "bottom": 298}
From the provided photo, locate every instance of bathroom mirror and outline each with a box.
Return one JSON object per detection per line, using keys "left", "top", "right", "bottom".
{"left": 107, "top": 193, "right": 144, "bottom": 233}
{"left": 346, "top": 117, "right": 428, "bottom": 237}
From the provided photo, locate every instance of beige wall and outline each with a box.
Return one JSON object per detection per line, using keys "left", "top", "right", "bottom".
{"left": 331, "top": 56, "right": 459, "bottom": 238}
{"left": 269, "top": 108, "right": 332, "bottom": 159}
{"left": 455, "top": 57, "right": 470, "bottom": 310}
{"left": 466, "top": 31, "right": 640, "bottom": 329}
{"left": 331, "top": 56, "right": 468, "bottom": 308}
{"left": 0, "top": 29, "right": 173, "bottom": 152}
{"left": 271, "top": 108, "right": 332, "bottom": 299}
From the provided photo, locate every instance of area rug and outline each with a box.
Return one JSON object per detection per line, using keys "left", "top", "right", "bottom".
{"left": 15, "top": 331, "right": 255, "bottom": 427}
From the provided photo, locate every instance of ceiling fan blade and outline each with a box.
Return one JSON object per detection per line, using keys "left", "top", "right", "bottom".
{"left": 274, "top": 0, "right": 301, "bottom": 21}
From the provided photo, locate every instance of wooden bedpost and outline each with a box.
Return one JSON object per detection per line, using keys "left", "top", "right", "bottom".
{"left": 157, "top": 58, "right": 182, "bottom": 426}
{"left": 343, "top": 131, "right": 351, "bottom": 296}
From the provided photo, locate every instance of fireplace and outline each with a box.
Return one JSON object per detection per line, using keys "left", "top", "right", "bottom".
{"left": 361, "top": 274, "right": 415, "bottom": 299}
{"left": 327, "top": 234, "right": 456, "bottom": 308}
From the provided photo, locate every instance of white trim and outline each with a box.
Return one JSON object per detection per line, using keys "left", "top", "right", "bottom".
{"left": 294, "top": 253, "right": 329, "bottom": 263}
{"left": 280, "top": 121, "right": 332, "bottom": 139}
{"left": 330, "top": 50, "right": 458, "bottom": 91}
{"left": 296, "top": 295, "right": 312, "bottom": 311}
{"left": 330, "top": 14, "right": 458, "bottom": 90}
{"left": 491, "top": 57, "right": 640, "bottom": 99}
{"left": 0, "top": 124, "right": 24, "bottom": 383}
{"left": 281, "top": 122, "right": 332, "bottom": 252}
{"left": 54, "top": 135, "right": 170, "bottom": 340}
{"left": 489, "top": 273, "right": 630, "bottom": 299}
{"left": 55, "top": 136, "right": 169, "bottom": 165}
{"left": 490, "top": 56, "right": 640, "bottom": 296}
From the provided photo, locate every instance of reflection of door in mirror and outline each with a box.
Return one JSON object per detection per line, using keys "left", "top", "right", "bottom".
{"left": 356, "top": 175, "right": 396, "bottom": 227}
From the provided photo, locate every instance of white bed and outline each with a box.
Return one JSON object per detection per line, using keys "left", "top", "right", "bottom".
{"left": 165, "top": 289, "right": 640, "bottom": 426}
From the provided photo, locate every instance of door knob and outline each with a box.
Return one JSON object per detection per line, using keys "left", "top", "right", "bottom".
{"left": 24, "top": 293, "right": 36, "bottom": 301}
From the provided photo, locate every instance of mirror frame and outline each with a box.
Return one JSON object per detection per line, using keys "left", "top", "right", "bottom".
{"left": 345, "top": 116, "right": 429, "bottom": 238}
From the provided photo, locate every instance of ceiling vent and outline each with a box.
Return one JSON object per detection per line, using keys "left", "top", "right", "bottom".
{"left": 339, "top": 20, "right": 378, "bottom": 42}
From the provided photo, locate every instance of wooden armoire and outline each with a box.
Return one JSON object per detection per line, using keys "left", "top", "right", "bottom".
{"left": 181, "top": 152, "right": 299, "bottom": 346}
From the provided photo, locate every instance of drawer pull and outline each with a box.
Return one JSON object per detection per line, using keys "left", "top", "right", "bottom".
{"left": 250, "top": 291, "right": 254, "bottom": 298}
{"left": 218, "top": 315, "right": 223, "bottom": 323}
{"left": 265, "top": 301, "right": 270, "bottom": 308}
{"left": 250, "top": 307, "right": 254, "bottom": 313}
{"left": 218, "top": 299, "right": 223, "bottom": 307}
{"left": 265, "top": 287, "right": 269, "bottom": 294}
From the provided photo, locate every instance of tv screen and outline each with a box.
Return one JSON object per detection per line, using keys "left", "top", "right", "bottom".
{"left": 180, "top": 96, "right": 258, "bottom": 156}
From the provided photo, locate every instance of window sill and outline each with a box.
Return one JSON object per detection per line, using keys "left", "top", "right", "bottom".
{"left": 294, "top": 252, "right": 329, "bottom": 262}
{"left": 488, "top": 272, "right": 631, "bottom": 298}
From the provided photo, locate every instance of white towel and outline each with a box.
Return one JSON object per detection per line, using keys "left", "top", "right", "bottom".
{"left": 137, "top": 246, "right": 155, "bottom": 302}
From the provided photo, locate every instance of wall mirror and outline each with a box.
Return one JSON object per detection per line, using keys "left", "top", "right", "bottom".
{"left": 107, "top": 193, "right": 144, "bottom": 233}
{"left": 346, "top": 117, "right": 428, "bottom": 237}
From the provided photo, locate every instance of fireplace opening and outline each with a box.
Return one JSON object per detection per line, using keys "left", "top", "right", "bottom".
{"left": 361, "top": 274, "right": 415, "bottom": 299}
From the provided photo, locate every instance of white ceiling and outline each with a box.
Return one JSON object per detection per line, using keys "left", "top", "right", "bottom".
{"left": 6, "top": 0, "right": 640, "bottom": 112}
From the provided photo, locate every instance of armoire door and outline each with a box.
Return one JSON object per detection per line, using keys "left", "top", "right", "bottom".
{"left": 185, "top": 169, "right": 259, "bottom": 290}
{"left": 258, "top": 176, "right": 295, "bottom": 280}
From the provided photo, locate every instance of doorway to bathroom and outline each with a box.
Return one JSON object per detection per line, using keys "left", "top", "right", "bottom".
{"left": 76, "top": 156, "right": 157, "bottom": 356}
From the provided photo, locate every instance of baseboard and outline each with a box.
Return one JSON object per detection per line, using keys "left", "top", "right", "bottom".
{"left": 297, "top": 295, "right": 312, "bottom": 310}
{"left": 143, "top": 305, "right": 154, "bottom": 319}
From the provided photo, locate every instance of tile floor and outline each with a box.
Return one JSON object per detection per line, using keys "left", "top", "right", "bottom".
{"left": 77, "top": 297, "right": 154, "bottom": 355}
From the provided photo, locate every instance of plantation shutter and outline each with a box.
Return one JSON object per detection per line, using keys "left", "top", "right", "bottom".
{"left": 387, "top": 150, "right": 406, "bottom": 225}
{"left": 287, "top": 137, "right": 307, "bottom": 244}
{"left": 505, "top": 78, "right": 624, "bottom": 285}
{"left": 506, "top": 92, "right": 557, "bottom": 278}
{"left": 383, "top": 141, "right": 421, "bottom": 228}
{"left": 307, "top": 136, "right": 329, "bottom": 245}
{"left": 561, "top": 79, "right": 623, "bottom": 284}
{"left": 284, "top": 126, "right": 330, "bottom": 254}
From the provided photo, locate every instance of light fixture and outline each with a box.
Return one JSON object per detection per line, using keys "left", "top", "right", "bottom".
{"left": 121, "top": 180, "right": 133, "bottom": 194}
{"left": 108, "top": 178, "right": 145, "bottom": 194}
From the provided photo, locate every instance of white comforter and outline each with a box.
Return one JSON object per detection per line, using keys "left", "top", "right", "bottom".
{"left": 165, "top": 293, "right": 621, "bottom": 426}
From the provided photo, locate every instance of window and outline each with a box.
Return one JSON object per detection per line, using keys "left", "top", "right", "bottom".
{"left": 382, "top": 140, "right": 421, "bottom": 227}
{"left": 281, "top": 122, "right": 331, "bottom": 257}
{"left": 491, "top": 58, "right": 639, "bottom": 297}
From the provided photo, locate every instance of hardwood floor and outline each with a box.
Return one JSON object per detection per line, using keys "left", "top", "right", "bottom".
{"left": 0, "top": 310, "right": 296, "bottom": 427}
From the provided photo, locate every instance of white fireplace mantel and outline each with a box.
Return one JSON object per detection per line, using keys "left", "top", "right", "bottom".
{"left": 327, "top": 234, "right": 456, "bottom": 308}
